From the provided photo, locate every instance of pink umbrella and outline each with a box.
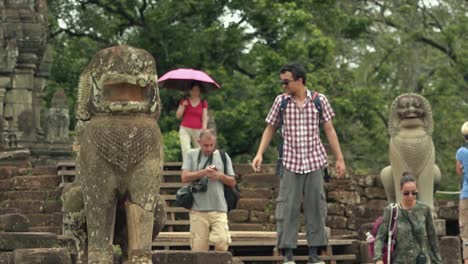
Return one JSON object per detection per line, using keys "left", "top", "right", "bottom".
{"left": 158, "top": 68, "right": 221, "bottom": 92}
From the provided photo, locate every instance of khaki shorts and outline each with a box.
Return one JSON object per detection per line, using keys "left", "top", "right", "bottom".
{"left": 189, "top": 210, "right": 231, "bottom": 251}
{"left": 460, "top": 199, "right": 468, "bottom": 259}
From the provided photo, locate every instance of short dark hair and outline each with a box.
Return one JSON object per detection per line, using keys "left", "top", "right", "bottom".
{"left": 280, "top": 63, "right": 306, "bottom": 85}
{"left": 400, "top": 172, "right": 417, "bottom": 188}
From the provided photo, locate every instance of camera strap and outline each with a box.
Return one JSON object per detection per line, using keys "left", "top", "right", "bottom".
{"left": 197, "top": 150, "right": 213, "bottom": 170}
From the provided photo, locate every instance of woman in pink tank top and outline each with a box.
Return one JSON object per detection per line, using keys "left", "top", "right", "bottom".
{"left": 176, "top": 82, "right": 208, "bottom": 160}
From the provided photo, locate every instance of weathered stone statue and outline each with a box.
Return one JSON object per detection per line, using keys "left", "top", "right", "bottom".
{"left": 380, "top": 93, "right": 441, "bottom": 209}
{"left": 46, "top": 88, "right": 70, "bottom": 143}
{"left": 73, "top": 45, "right": 164, "bottom": 264}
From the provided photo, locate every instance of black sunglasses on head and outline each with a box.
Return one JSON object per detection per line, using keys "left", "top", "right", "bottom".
{"left": 403, "top": 191, "right": 418, "bottom": 196}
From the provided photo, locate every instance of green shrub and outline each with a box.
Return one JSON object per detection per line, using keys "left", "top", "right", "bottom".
{"left": 163, "top": 130, "right": 181, "bottom": 162}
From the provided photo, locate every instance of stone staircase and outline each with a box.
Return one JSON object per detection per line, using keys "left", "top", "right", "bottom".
{"left": 0, "top": 165, "right": 63, "bottom": 234}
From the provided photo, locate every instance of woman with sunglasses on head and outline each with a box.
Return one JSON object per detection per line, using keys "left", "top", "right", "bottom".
{"left": 373, "top": 173, "right": 442, "bottom": 264}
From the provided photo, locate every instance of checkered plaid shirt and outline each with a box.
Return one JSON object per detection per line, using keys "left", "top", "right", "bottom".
{"left": 265, "top": 90, "right": 335, "bottom": 174}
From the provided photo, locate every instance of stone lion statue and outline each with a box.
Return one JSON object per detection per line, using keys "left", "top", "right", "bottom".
{"left": 64, "top": 45, "right": 165, "bottom": 264}
{"left": 380, "top": 93, "right": 441, "bottom": 210}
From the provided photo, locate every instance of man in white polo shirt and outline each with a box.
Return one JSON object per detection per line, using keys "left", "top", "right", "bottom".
{"left": 181, "top": 129, "right": 236, "bottom": 251}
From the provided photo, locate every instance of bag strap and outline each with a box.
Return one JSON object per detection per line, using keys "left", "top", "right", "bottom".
{"left": 219, "top": 149, "right": 227, "bottom": 175}
{"left": 312, "top": 91, "right": 324, "bottom": 125}
{"left": 386, "top": 203, "right": 398, "bottom": 263}
{"left": 197, "top": 149, "right": 213, "bottom": 170}
{"left": 277, "top": 96, "right": 290, "bottom": 162}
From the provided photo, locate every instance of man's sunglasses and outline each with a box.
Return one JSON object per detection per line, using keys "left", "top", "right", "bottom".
{"left": 403, "top": 191, "right": 418, "bottom": 196}
{"left": 280, "top": 79, "right": 295, "bottom": 86}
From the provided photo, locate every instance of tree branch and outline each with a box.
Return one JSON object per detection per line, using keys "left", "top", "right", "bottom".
{"left": 78, "top": 0, "right": 144, "bottom": 27}
{"left": 415, "top": 35, "right": 456, "bottom": 62}
{"left": 233, "top": 64, "right": 256, "bottom": 79}
{"left": 49, "top": 28, "right": 110, "bottom": 44}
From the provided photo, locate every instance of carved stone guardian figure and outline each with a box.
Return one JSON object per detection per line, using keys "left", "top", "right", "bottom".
{"left": 46, "top": 88, "right": 70, "bottom": 143}
{"left": 74, "top": 45, "right": 164, "bottom": 264}
{"left": 380, "top": 93, "right": 441, "bottom": 210}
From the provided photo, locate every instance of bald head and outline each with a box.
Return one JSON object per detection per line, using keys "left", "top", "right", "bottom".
{"left": 198, "top": 129, "right": 217, "bottom": 156}
{"left": 199, "top": 129, "right": 216, "bottom": 140}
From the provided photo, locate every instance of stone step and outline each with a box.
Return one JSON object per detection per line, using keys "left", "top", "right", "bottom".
{"left": 0, "top": 232, "right": 58, "bottom": 251}
{"left": 152, "top": 250, "right": 232, "bottom": 264}
{"left": 228, "top": 223, "right": 269, "bottom": 231}
{"left": 29, "top": 226, "right": 62, "bottom": 234}
{"left": 161, "top": 182, "right": 186, "bottom": 188}
{"left": 32, "top": 166, "right": 58, "bottom": 176}
{"left": 0, "top": 213, "right": 29, "bottom": 232}
{"left": 7, "top": 190, "right": 61, "bottom": 201}
{"left": 13, "top": 248, "right": 71, "bottom": 264}
{"left": 0, "top": 179, "right": 10, "bottom": 191}
{"left": 0, "top": 166, "right": 18, "bottom": 179}
{"left": 25, "top": 213, "right": 62, "bottom": 228}
{"left": 239, "top": 187, "right": 272, "bottom": 199}
{"left": 166, "top": 207, "right": 189, "bottom": 213}
{"left": 10, "top": 175, "right": 60, "bottom": 190}
{"left": 237, "top": 198, "right": 270, "bottom": 211}
{"left": 1, "top": 200, "right": 61, "bottom": 214}
{"left": 241, "top": 173, "right": 278, "bottom": 188}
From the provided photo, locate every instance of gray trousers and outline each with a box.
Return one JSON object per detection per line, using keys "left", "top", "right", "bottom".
{"left": 276, "top": 168, "right": 328, "bottom": 249}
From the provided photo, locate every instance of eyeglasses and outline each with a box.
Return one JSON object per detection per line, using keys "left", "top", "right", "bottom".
{"left": 280, "top": 79, "right": 295, "bottom": 86}
{"left": 403, "top": 191, "right": 418, "bottom": 196}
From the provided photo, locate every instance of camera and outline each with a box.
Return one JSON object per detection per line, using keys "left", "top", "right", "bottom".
{"left": 191, "top": 177, "right": 208, "bottom": 193}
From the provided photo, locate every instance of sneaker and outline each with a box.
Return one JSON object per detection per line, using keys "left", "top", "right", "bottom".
{"left": 308, "top": 254, "right": 325, "bottom": 264}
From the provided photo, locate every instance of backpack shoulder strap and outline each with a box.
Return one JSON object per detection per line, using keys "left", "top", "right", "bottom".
{"left": 219, "top": 149, "right": 227, "bottom": 175}
{"left": 279, "top": 96, "right": 290, "bottom": 129}
{"left": 312, "top": 91, "right": 323, "bottom": 120}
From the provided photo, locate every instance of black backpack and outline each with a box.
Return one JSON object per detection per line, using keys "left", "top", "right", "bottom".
{"left": 219, "top": 150, "right": 241, "bottom": 212}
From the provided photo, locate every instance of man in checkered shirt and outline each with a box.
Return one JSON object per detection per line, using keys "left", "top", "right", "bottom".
{"left": 252, "top": 63, "right": 346, "bottom": 264}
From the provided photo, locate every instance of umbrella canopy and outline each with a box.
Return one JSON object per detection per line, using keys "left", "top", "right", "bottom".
{"left": 158, "top": 68, "right": 221, "bottom": 92}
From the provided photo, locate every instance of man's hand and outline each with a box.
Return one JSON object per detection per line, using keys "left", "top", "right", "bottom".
{"left": 252, "top": 155, "right": 262, "bottom": 172}
{"left": 206, "top": 165, "right": 221, "bottom": 180}
{"left": 335, "top": 158, "right": 346, "bottom": 178}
